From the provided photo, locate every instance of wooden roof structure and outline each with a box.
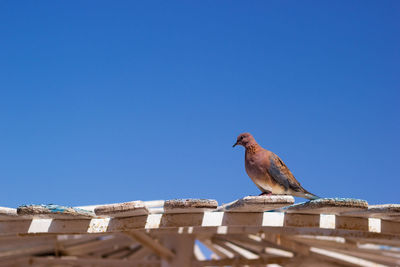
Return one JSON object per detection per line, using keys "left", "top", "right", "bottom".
{"left": 1, "top": 196, "right": 400, "bottom": 267}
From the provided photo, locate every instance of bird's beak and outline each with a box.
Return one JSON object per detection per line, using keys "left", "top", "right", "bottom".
{"left": 232, "top": 141, "right": 238, "bottom": 147}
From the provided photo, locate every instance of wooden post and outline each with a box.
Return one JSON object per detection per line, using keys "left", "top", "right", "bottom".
{"left": 161, "top": 235, "right": 195, "bottom": 267}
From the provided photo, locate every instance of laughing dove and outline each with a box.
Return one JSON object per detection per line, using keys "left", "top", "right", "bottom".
{"left": 233, "top": 133, "right": 319, "bottom": 200}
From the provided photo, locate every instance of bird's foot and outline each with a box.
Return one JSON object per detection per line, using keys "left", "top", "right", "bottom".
{"left": 259, "top": 192, "right": 272, "bottom": 196}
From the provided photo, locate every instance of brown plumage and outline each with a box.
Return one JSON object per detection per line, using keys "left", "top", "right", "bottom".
{"left": 233, "top": 133, "right": 319, "bottom": 200}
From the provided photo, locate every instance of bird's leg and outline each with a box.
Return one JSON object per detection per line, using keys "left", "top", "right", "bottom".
{"left": 259, "top": 191, "right": 272, "bottom": 196}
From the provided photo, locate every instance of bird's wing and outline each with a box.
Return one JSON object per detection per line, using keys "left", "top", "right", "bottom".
{"left": 267, "top": 153, "right": 303, "bottom": 192}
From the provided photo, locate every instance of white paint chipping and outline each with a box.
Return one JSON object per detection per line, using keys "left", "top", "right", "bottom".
{"left": 145, "top": 214, "right": 162, "bottom": 229}
{"left": 320, "top": 214, "right": 336, "bottom": 229}
{"left": 202, "top": 212, "right": 223, "bottom": 227}
{"left": 262, "top": 212, "right": 284, "bottom": 227}
{"left": 28, "top": 219, "right": 52, "bottom": 233}
{"left": 368, "top": 218, "right": 381, "bottom": 233}
{"left": 88, "top": 218, "right": 110, "bottom": 233}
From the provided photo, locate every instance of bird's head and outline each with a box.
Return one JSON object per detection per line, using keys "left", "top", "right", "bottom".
{"left": 233, "top": 133, "right": 255, "bottom": 148}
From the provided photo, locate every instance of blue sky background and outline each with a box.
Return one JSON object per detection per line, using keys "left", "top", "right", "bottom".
{"left": 0, "top": 1, "right": 399, "bottom": 208}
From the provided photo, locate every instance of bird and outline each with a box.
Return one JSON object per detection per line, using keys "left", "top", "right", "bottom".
{"left": 233, "top": 133, "right": 319, "bottom": 200}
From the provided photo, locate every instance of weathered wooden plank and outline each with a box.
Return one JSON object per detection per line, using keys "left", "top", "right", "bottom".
{"left": 212, "top": 237, "right": 259, "bottom": 259}
{"left": 17, "top": 205, "right": 95, "bottom": 219}
{"left": 125, "top": 231, "right": 175, "bottom": 261}
{"left": 0, "top": 207, "right": 32, "bottom": 221}
{"left": 163, "top": 199, "right": 218, "bottom": 214}
{"left": 30, "top": 256, "right": 161, "bottom": 267}
{"left": 193, "top": 256, "right": 289, "bottom": 266}
{"left": 105, "top": 247, "right": 133, "bottom": 259}
{"left": 0, "top": 207, "right": 18, "bottom": 221}
{"left": 57, "top": 234, "right": 100, "bottom": 247}
{"left": 0, "top": 243, "right": 55, "bottom": 259}
{"left": 282, "top": 198, "right": 368, "bottom": 215}
{"left": 220, "top": 234, "right": 286, "bottom": 255}
{"left": 197, "top": 238, "right": 231, "bottom": 259}
{"left": 94, "top": 201, "right": 149, "bottom": 218}
{"left": 342, "top": 204, "right": 400, "bottom": 221}
{"left": 0, "top": 257, "right": 30, "bottom": 267}
{"left": 0, "top": 236, "right": 55, "bottom": 253}
{"left": 263, "top": 234, "right": 310, "bottom": 256}
{"left": 326, "top": 247, "right": 400, "bottom": 266}
{"left": 310, "top": 247, "right": 387, "bottom": 267}
{"left": 154, "top": 225, "right": 400, "bottom": 241}
{"left": 161, "top": 235, "right": 195, "bottom": 267}
{"left": 1, "top": 211, "right": 400, "bottom": 243}
{"left": 291, "top": 236, "right": 400, "bottom": 266}
{"left": 211, "top": 238, "right": 245, "bottom": 258}
{"left": 381, "top": 219, "right": 400, "bottom": 235}
{"left": 127, "top": 246, "right": 152, "bottom": 260}
{"left": 62, "top": 235, "right": 133, "bottom": 256}
{"left": 216, "top": 195, "right": 294, "bottom": 212}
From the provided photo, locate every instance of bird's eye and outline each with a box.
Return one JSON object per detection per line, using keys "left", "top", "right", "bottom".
{"left": 240, "top": 136, "right": 244, "bottom": 140}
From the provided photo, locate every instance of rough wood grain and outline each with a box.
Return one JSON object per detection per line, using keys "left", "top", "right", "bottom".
{"left": 216, "top": 195, "right": 294, "bottom": 212}
{"left": 94, "top": 201, "right": 149, "bottom": 218}
{"left": 164, "top": 199, "right": 218, "bottom": 214}
{"left": 0, "top": 207, "right": 30, "bottom": 221}
{"left": 17, "top": 205, "right": 95, "bottom": 219}
{"left": 282, "top": 198, "right": 368, "bottom": 214}
{"left": 125, "top": 231, "right": 175, "bottom": 261}
{"left": 193, "top": 256, "right": 289, "bottom": 266}
{"left": 342, "top": 204, "right": 400, "bottom": 221}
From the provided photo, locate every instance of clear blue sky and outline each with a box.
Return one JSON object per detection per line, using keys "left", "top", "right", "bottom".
{"left": 0, "top": 1, "right": 399, "bottom": 208}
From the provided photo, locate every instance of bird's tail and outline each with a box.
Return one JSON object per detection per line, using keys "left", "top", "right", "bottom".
{"left": 293, "top": 190, "right": 320, "bottom": 200}
{"left": 304, "top": 193, "right": 320, "bottom": 200}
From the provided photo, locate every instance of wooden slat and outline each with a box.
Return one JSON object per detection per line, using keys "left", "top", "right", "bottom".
{"left": 163, "top": 199, "right": 218, "bottom": 214}
{"left": 0, "top": 236, "right": 55, "bottom": 252}
{"left": 221, "top": 234, "right": 293, "bottom": 257}
{"left": 291, "top": 236, "right": 400, "bottom": 266}
{"left": 127, "top": 246, "right": 152, "bottom": 260}
{"left": 17, "top": 205, "right": 95, "bottom": 219}
{"left": 0, "top": 243, "right": 55, "bottom": 259}
{"left": 220, "top": 234, "right": 268, "bottom": 254}
{"left": 265, "top": 235, "right": 379, "bottom": 267}
{"left": 104, "top": 247, "right": 132, "bottom": 259}
{"left": 125, "top": 231, "right": 175, "bottom": 261}
{"left": 216, "top": 195, "right": 294, "bottom": 212}
{"left": 197, "top": 238, "right": 230, "bottom": 259}
{"left": 0, "top": 207, "right": 29, "bottom": 221}
{"left": 310, "top": 247, "right": 387, "bottom": 267}
{"left": 0, "top": 257, "right": 30, "bottom": 267}
{"left": 342, "top": 204, "right": 400, "bottom": 221}
{"left": 323, "top": 247, "right": 400, "bottom": 266}
{"left": 214, "top": 238, "right": 260, "bottom": 259}
{"left": 94, "top": 201, "right": 149, "bottom": 218}
{"left": 193, "top": 256, "right": 289, "bottom": 266}
{"left": 263, "top": 234, "right": 310, "bottom": 256}
{"left": 57, "top": 234, "right": 100, "bottom": 247}
{"left": 282, "top": 198, "right": 368, "bottom": 215}
{"left": 161, "top": 235, "right": 195, "bottom": 267}
{"left": 76, "top": 200, "right": 165, "bottom": 214}
{"left": 211, "top": 238, "right": 245, "bottom": 258}
{"left": 2, "top": 212, "right": 400, "bottom": 242}
{"left": 62, "top": 234, "right": 133, "bottom": 256}
{"left": 30, "top": 256, "right": 161, "bottom": 267}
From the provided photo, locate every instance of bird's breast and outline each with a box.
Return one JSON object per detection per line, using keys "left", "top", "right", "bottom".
{"left": 245, "top": 151, "right": 288, "bottom": 194}
{"left": 245, "top": 153, "right": 271, "bottom": 187}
